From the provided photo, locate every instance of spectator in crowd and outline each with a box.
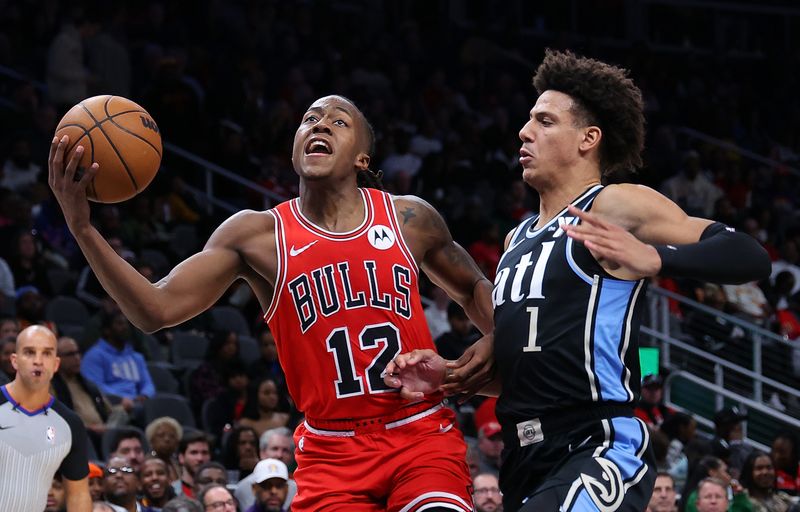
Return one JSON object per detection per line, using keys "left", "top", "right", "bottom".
{"left": 202, "top": 360, "right": 249, "bottom": 439}
{"left": 172, "top": 431, "right": 211, "bottom": 499}
{"left": 1, "top": 136, "right": 43, "bottom": 193}
{"left": 160, "top": 496, "right": 202, "bottom": 512}
{"left": 88, "top": 463, "right": 105, "bottom": 501}
{"left": 771, "top": 242, "right": 800, "bottom": 296}
{"left": 695, "top": 478, "right": 730, "bottom": 512}
{"left": 476, "top": 419, "right": 503, "bottom": 478}
{"left": 0, "top": 336, "right": 15, "bottom": 383}
{"left": 45, "top": 473, "right": 67, "bottom": 512}
{"left": 103, "top": 455, "right": 153, "bottom": 512}
{"left": 246, "top": 459, "right": 290, "bottom": 512}
{"left": 722, "top": 280, "right": 771, "bottom": 325}
{"left": 712, "top": 406, "right": 752, "bottom": 478}
{"left": 740, "top": 451, "right": 797, "bottom": 512}
{"left": 0, "top": 255, "right": 16, "bottom": 312}
{"left": 423, "top": 285, "right": 452, "bottom": 341}
{"left": 145, "top": 417, "right": 183, "bottom": 481}
{"left": 661, "top": 412, "right": 697, "bottom": 490}
{"left": 680, "top": 455, "right": 751, "bottom": 512}
{"left": 473, "top": 473, "right": 503, "bottom": 512}
{"left": 197, "top": 484, "right": 236, "bottom": 512}
{"left": 193, "top": 462, "right": 228, "bottom": 497}
{"left": 8, "top": 231, "right": 52, "bottom": 296}
{"left": 189, "top": 329, "right": 240, "bottom": 409}
{"left": 92, "top": 502, "right": 116, "bottom": 512}
{"left": 660, "top": 149, "right": 723, "bottom": 217}
{"left": 52, "top": 336, "right": 111, "bottom": 446}
{"left": 238, "top": 377, "right": 290, "bottom": 438}
{"left": 647, "top": 472, "right": 677, "bottom": 512}
{"left": 81, "top": 310, "right": 155, "bottom": 417}
{"left": 466, "top": 442, "right": 481, "bottom": 480}
{"left": 635, "top": 374, "right": 675, "bottom": 430}
{"left": 140, "top": 456, "right": 176, "bottom": 510}
{"left": 245, "top": 326, "right": 290, "bottom": 413}
{"left": 223, "top": 425, "right": 260, "bottom": 482}
{"left": 435, "top": 301, "right": 480, "bottom": 361}
{"left": 0, "top": 317, "right": 19, "bottom": 340}
{"left": 110, "top": 428, "right": 146, "bottom": 472}
{"left": 467, "top": 221, "right": 502, "bottom": 281}
{"left": 772, "top": 431, "right": 800, "bottom": 496}
{"left": 235, "top": 427, "right": 296, "bottom": 512}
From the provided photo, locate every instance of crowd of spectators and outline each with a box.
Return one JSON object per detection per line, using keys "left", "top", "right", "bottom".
{"left": 0, "top": 0, "right": 799, "bottom": 510}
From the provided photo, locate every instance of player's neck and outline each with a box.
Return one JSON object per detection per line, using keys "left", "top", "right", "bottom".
{"left": 537, "top": 175, "right": 601, "bottom": 226}
{"left": 5, "top": 380, "right": 51, "bottom": 411}
{"left": 298, "top": 183, "right": 365, "bottom": 232}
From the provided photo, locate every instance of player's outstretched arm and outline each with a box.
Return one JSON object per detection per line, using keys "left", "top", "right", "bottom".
{"left": 63, "top": 477, "right": 91, "bottom": 512}
{"left": 49, "top": 135, "right": 261, "bottom": 333}
{"left": 562, "top": 184, "right": 771, "bottom": 284}
{"left": 394, "top": 196, "right": 496, "bottom": 395}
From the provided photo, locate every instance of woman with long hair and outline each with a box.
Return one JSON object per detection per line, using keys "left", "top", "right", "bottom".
{"left": 238, "top": 377, "right": 290, "bottom": 437}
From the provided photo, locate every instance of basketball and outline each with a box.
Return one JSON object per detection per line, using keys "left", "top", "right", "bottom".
{"left": 54, "top": 95, "right": 162, "bottom": 203}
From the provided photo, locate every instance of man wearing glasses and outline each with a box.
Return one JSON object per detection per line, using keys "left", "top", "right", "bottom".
{"left": 198, "top": 484, "right": 237, "bottom": 512}
{"left": 104, "top": 455, "right": 156, "bottom": 512}
{"left": 474, "top": 473, "right": 503, "bottom": 512}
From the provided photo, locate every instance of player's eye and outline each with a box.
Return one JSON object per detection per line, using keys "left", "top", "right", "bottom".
{"left": 334, "top": 119, "right": 348, "bottom": 127}
{"left": 304, "top": 115, "right": 318, "bottom": 123}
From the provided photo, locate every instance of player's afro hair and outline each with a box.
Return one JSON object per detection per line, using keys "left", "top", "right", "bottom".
{"left": 533, "top": 49, "right": 645, "bottom": 177}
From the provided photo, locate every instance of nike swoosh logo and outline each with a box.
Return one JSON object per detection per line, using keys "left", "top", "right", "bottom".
{"left": 290, "top": 240, "right": 318, "bottom": 257}
{"left": 439, "top": 423, "right": 453, "bottom": 433}
{"left": 569, "top": 435, "right": 591, "bottom": 452}
{"left": 0, "top": 425, "right": 13, "bottom": 430}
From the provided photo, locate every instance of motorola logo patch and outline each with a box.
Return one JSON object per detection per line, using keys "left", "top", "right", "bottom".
{"left": 367, "top": 225, "right": 395, "bottom": 250}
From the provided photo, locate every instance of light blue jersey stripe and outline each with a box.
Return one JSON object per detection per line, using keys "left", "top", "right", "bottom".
{"left": 593, "top": 280, "right": 636, "bottom": 402}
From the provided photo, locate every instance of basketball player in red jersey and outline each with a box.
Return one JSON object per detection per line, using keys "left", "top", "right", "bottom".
{"left": 48, "top": 95, "right": 495, "bottom": 512}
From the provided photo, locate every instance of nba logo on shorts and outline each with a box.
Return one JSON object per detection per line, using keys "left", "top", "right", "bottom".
{"left": 367, "top": 225, "right": 395, "bottom": 250}
{"left": 46, "top": 426, "right": 55, "bottom": 443}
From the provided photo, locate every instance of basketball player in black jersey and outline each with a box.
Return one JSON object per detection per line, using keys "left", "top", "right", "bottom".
{"left": 387, "top": 49, "right": 770, "bottom": 511}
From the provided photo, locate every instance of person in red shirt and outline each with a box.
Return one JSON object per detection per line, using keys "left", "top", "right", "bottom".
{"left": 634, "top": 374, "right": 675, "bottom": 430}
{"left": 771, "top": 431, "right": 800, "bottom": 496}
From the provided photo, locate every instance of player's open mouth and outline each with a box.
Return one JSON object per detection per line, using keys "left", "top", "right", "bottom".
{"left": 305, "top": 137, "right": 332, "bottom": 155}
{"left": 32, "top": 370, "right": 42, "bottom": 377}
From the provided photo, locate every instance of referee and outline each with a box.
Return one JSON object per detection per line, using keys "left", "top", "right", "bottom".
{"left": 0, "top": 325, "right": 91, "bottom": 511}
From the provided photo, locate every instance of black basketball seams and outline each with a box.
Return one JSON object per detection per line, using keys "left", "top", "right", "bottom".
{"left": 80, "top": 99, "right": 140, "bottom": 191}
{"left": 103, "top": 99, "right": 163, "bottom": 159}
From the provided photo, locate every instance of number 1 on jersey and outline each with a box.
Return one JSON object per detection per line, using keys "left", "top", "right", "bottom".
{"left": 523, "top": 240, "right": 555, "bottom": 353}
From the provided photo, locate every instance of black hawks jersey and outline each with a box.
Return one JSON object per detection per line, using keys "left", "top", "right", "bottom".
{"left": 492, "top": 185, "right": 647, "bottom": 427}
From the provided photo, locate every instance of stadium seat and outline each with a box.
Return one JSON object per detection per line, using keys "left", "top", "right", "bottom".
{"left": 209, "top": 306, "right": 251, "bottom": 337}
{"left": 147, "top": 362, "right": 180, "bottom": 394}
{"left": 45, "top": 296, "right": 89, "bottom": 330}
{"left": 170, "top": 331, "right": 209, "bottom": 369}
{"left": 142, "top": 333, "right": 167, "bottom": 362}
{"left": 238, "top": 335, "right": 260, "bottom": 365}
{"left": 144, "top": 393, "right": 196, "bottom": 427}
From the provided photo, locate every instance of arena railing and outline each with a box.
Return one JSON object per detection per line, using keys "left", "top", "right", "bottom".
{"left": 644, "top": 285, "right": 800, "bottom": 447}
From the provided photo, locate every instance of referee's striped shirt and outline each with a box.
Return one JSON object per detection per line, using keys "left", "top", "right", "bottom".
{"left": 0, "top": 385, "right": 89, "bottom": 512}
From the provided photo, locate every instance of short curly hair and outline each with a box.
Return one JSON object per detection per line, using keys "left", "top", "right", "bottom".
{"left": 533, "top": 49, "right": 645, "bottom": 177}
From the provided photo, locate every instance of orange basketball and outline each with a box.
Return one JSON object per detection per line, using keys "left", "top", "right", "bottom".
{"left": 54, "top": 95, "right": 162, "bottom": 203}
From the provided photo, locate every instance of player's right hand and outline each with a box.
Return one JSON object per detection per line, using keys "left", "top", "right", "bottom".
{"left": 384, "top": 349, "right": 447, "bottom": 401}
{"left": 48, "top": 135, "right": 98, "bottom": 233}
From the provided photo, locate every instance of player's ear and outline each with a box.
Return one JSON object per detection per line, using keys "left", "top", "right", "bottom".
{"left": 53, "top": 356, "right": 60, "bottom": 373}
{"left": 354, "top": 152, "right": 370, "bottom": 172}
{"left": 10, "top": 353, "right": 17, "bottom": 371}
{"left": 580, "top": 126, "right": 602, "bottom": 153}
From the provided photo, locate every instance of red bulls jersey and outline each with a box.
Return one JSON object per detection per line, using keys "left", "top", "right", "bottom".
{"left": 264, "top": 188, "right": 439, "bottom": 420}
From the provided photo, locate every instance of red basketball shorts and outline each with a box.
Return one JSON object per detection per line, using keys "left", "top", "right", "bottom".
{"left": 291, "top": 403, "right": 473, "bottom": 512}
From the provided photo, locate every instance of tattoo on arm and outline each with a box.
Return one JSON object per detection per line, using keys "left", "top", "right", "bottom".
{"left": 400, "top": 207, "right": 416, "bottom": 225}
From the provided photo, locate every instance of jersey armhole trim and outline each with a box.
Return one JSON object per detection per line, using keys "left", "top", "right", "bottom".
{"left": 263, "top": 209, "right": 286, "bottom": 323}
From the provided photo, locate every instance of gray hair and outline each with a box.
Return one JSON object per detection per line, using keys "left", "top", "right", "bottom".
{"left": 259, "top": 426, "right": 294, "bottom": 451}
{"left": 161, "top": 496, "right": 203, "bottom": 512}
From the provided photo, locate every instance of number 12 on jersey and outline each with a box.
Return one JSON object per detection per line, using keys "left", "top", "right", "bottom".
{"left": 326, "top": 323, "right": 402, "bottom": 398}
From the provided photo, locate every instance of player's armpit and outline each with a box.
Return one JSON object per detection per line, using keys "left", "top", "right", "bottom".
{"left": 63, "top": 477, "right": 92, "bottom": 512}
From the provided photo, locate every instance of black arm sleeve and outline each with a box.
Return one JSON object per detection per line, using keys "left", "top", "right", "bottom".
{"left": 53, "top": 401, "right": 90, "bottom": 481}
{"left": 654, "top": 222, "right": 772, "bottom": 285}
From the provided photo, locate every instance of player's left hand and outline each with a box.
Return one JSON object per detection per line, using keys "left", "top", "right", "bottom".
{"left": 441, "top": 334, "right": 495, "bottom": 401}
{"left": 384, "top": 349, "right": 446, "bottom": 401}
{"left": 562, "top": 204, "right": 661, "bottom": 279}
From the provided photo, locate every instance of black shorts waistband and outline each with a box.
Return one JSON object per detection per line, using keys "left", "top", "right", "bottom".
{"left": 501, "top": 403, "right": 634, "bottom": 447}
